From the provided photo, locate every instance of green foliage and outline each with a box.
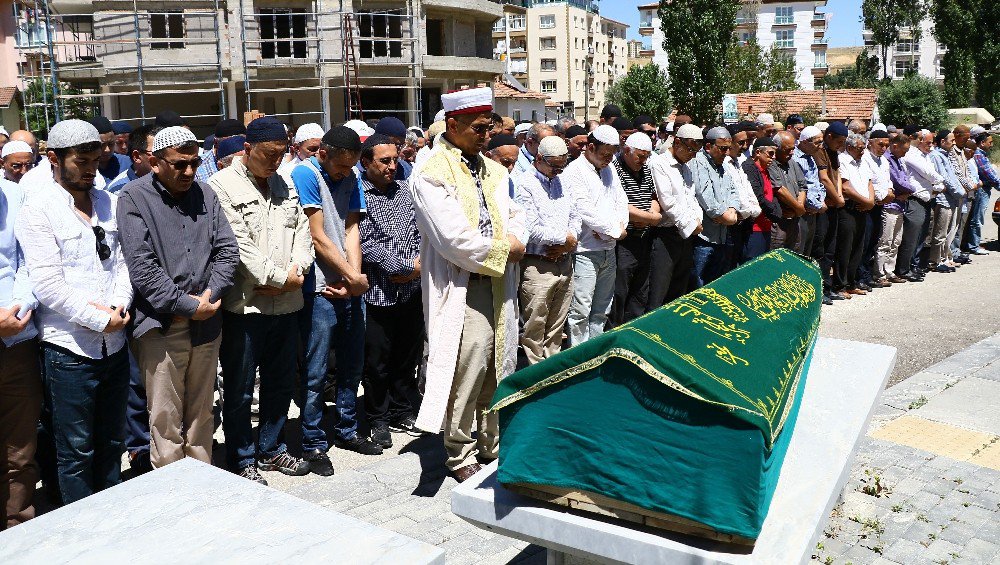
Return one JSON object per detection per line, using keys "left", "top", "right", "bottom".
{"left": 798, "top": 104, "right": 822, "bottom": 125}
{"left": 605, "top": 63, "right": 672, "bottom": 121}
{"left": 878, "top": 75, "right": 947, "bottom": 128}
{"left": 820, "top": 50, "right": 881, "bottom": 90}
{"left": 933, "top": 0, "right": 977, "bottom": 107}
{"left": 862, "top": 0, "right": 928, "bottom": 79}
{"left": 972, "top": 0, "right": 1000, "bottom": 115}
{"left": 724, "top": 40, "right": 799, "bottom": 94}
{"left": 23, "top": 78, "right": 96, "bottom": 139}
{"left": 660, "top": 0, "right": 739, "bottom": 123}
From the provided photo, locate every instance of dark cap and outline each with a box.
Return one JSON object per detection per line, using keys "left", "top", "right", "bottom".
{"left": 632, "top": 115, "right": 655, "bottom": 128}
{"left": 736, "top": 120, "right": 757, "bottom": 133}
{"left": 753, "top": 137, "right": 777, "bottom": 152}
{"left": 487, "top": 134, "right": 517, "bottom": 151}
{"left": 111, "top": 121, "right": 132, "bottom": 135}
{"left": 935, "top": 129, "right": 952, "bottom": 145}
{"left": 565, "top": 124, "right": 588, "bottom": 138}
{"left": 361, "top": 133, "right": 395, "bottom": 154}
{"left": 869, "top": 130, "right": 890, "bottom": 139}
{"left": 217, "top": 135, "right": 246, "bottom": 159}
{"left": 321, "top": 125, "right": 362, "bottom": 151}
{"left": 154, "top": 110, "right": 185, "bottom": 127}
{"left": 245, "top": 116, "right": 288, "bottom": 144}
{"left": 611, "top": 117, "right": 634, "bottom": 132}
{"left": 600, "top": 104, "right": 622, "bottom": 119}
{"left": 215, "top": 118, "right": 247, "bottom": 138}
{"left": 88, "top": 116, "right": 114, "bottom": 134}
{"left": 826, "top": 121, "right": 850, "bottom": 137}
{"left": 374, "top": 117, "right": 407, "bottom": 139}
{"left": 902, "top": 124, "right": 921, "bottom": 137}
{"left": 786, "top": 114, "right": 804, "bottom": 126}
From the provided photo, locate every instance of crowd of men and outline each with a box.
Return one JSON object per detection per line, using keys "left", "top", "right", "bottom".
{"left": 1, "top": 85, "right": 998, "bottom": 530}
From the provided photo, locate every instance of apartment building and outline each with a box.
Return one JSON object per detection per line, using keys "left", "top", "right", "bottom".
{"left": 863, "top": 18, "right": 944, "bottom": 82}
{"left": 11, "top": 0, "right": 505, "bottom": 134}
{"left": 638, "top": 0, "right": 829, "bottom": 90}
{"left": 493, "top": 0, "right": 628, "bottom": 122}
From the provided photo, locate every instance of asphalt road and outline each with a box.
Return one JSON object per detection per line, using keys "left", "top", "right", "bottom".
{"left": 818, "top": 192, "right": 1000, "bottom": 386}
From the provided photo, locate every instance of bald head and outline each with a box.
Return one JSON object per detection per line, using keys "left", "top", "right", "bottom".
{"left": 10, "top": 130, "right": 38, "bottom": 158}
{"left": 773, "top": 130, "right": 796, "bottom": 163}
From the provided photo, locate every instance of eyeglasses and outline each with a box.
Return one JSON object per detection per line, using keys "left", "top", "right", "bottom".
{"left": 93, "top": 226, "right": 111, "bottom": 261}
{"left": 7, "top": 162, "right": 33, "bottom": 171}
{"left": 762, "top": 150, "right": 776, "bottom": 157}
{"left": 540, "top": 156, "right": 567, "bottom": 171}
{"left": 162, "top": 156, "right": 203, "bottom": 172}
{"left": 468, "top": 124, "right": 491, "bottom": 135}
{"left": 713, "top": 144, "right": 732, "bottom": 151}
{"left": 374, "top": 156, "right": 396, "bottom": 166}
{"left": 737, "top": 138, "right": 751, "bottom": 147}
{"left": 496, "top": 157, "right": 517, "bottom": 168}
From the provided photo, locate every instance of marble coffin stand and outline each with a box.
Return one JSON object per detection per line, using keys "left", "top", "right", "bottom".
{"left": 451, "top": 337, "right": 896, "bottom": 565}
{"left": 0, "top": 457, "right": 444, "bottom": 564}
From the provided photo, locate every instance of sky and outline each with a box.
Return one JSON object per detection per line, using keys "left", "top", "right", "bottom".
{"left": 602, "top": 0, "right": 865, "bottom": 48}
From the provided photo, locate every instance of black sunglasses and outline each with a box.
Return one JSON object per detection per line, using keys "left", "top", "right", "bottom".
{"left": 162, "top": 156, "right": 203, "bottom": 172}
{"left": 93, "top": 226, "right": 111, "bottom": 261}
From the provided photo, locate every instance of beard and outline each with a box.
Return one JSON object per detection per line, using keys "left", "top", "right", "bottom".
{"left": 59, "top": 167, "right": 94, "bottom": 192}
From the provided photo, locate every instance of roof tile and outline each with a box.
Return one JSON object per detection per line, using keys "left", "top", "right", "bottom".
{"left": 735, "top": 88, "right": 878, "bottom": 122}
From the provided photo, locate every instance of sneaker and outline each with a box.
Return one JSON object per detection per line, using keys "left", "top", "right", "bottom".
{"left": 371, "top": 425, "right": 393, "bottom": 449}
{"left": 258, "top": 452, "right": 310, "bottom": 476}
{"left": 238, "top": 464, "right": 268, "bottom": 486}
{"left": 303, "top": 449, "right": 335, "bottom": 477}
{"left": 389, "top": 415, "right": 423, "bottom": 436}
{"left": 972, "top": 248, "right": 989, "bottom": 256}
{"left": 335, "top": 435, "right": 384, "bottom": 456}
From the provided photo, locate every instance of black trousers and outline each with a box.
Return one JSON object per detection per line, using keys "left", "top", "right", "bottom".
{"left": 857, "top": 205, "right": 883, "bottom": 284}
{"left": 811, "top": 207, "right": 839, "bottom": 293}
{"left": 895, "top": 197, "right": 932, "bottom": 277}
{"left": 609, "top": 232, "right": 653, "bottom": 328}
{"left": 647, "top": 226, "right": 694, "bottom": 309}
{"left": 833, "top": 206, "right": 867, "bottom": 290}
{"left": 363, "top": 293, "right": 424, "bottom": 427}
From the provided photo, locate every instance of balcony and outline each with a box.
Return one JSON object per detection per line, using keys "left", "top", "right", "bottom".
{"left": 774, "top": 40, "right": 794, "bottom": 49}
{"left": 735, "top": 15, "right": 757, "bottom": 27}
{"left": 773, "top": 15, "right": 795, "bottom": 26}
{"left": 423, "top": 0, "right": 501, "bottom": 20}
{"left": 812, "top": 37, "right": 829, "bottom": 47}
{"left": 811, "top": 13, "right": 827, "bottom": 28}
{"left": 587, "top": 47, "right": 595, "bottom": 57}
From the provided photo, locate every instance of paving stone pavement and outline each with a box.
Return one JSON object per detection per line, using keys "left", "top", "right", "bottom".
{"left": 813, "top": 333, "right": 1000, "bottom": 565}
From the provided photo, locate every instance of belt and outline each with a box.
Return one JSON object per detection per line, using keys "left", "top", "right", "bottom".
{"left": 469, "top": 272, "right": 492, "bottom": 281}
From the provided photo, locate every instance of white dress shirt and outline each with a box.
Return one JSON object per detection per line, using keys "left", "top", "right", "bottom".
{"left": 903, "top": 146, "right": 944, "bottom": 202}
{"left": 725, "top": 155, "right": 762, "bottom": 220}
{"left": 648, "top": 150, "right": 702, "bottom": 238}
{"left": 839, "top": 151, "right": 871, "bottom": 198}
{"left": 0, "top": 179, "right": 38, "bottom": 346}
{"left": 559, "top": 154, "right": 628, "bottom": 253}
{"left": 514, "top": 169, "right": 581, "bottom": 256}
{"left": 15, "top": 179, "right": 132, "bottom": 358}
{"left": 862, "top": 150, "right": 891, "bottom": 201}
{"left": 20, "top": 157, "right": 107, "bottom": 191}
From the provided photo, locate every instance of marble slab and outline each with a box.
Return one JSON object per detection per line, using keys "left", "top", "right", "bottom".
{"left": 0, "top": 458, "right": 444, "bottom": 565}
{"left": 451, "top": 337, "right": 897, "bottom": 565}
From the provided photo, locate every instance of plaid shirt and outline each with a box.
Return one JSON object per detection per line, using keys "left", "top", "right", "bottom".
{"left": 462, "top": 155, "right": 494, "bottom": 239}
{"left": 358, "top": 176, "right": 421, "bottom": 307}
{"left": 974, "top": 149, "right": 1000, "bottom": 190}
{"left": 194, "top": 149, "right": 219, "bottom": 184}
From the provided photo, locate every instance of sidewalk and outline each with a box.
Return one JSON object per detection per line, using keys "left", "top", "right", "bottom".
{"left": 814, "top": 333, "right": 1000, "bottom": 565}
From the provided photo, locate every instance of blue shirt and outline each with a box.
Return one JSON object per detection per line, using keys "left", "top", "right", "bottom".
{"left": 106, "top": 167, "right": 139, "bottom": 193}
{"left": 513, "top": 145, "right": 534, "bottom": 177}
{"left": 295, "top": 156, "right": 365, "bottom": 212}
{"left": 194, "top": 149, "right": 219, "bottom": 184}
{"left": 793, "top": 148, "right": 825, "bottom": 211}
{"left": 515, "top": 169, "right": 581, "bottom": 256}
{"left": 0, "top": 179, "right": 39, "bottom": 346}
{"left": 98, "top": 153, "right": 132, "bottom": 185}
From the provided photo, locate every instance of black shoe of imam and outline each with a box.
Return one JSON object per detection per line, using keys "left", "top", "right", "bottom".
{"left": 371, "top": 426, "right": 393, "bottom": 449}
{"left": 956, "top": 255, "right": 972, "bottom": 264}
{"left": 822, "top": 295, "right": 834, "bottom": 306}
{"left": 335, "top": 435, "right": 384, "bottom": 455}
{"left": 238, "top": 464, "right": 268, "bottom": 486}
{"left": 303, "top": 449, "right": 335, "bottom": 477}
{"left": 258, "top": 452, "right": 310, "bottom": 476}
{"left": 389, "top": 415, "right": 423, "bottom": 436}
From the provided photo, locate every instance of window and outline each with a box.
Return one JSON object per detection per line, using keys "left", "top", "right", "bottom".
{"left": 541, "top": 80, "right": 557, "bottom": 93}
{"left": 150, "top": 11, "right": 184, "bottom": 50}
{"left": 540, "top": 37, "right": 556, "bottom": 50}
{"left": 894, "top": 59, "right": 916, "bottom": 78}
{"left": 775, "top": 29, "right": 794, "bottom": 49}
{"left": 258, "top": 9, "right": 308, "bottom": 58}
{"left": 539, "top": 15, "right": 556, "bottom": 29}
{"left": 575, "top": 38, "right": 579, "bottom": 49}
{"left": 513, "top": 110, "right": 521, "bottom": 121}
{"left": 426, "top": 19, "right": 444, "bottom": 56}
{"left": 510, "top": 15, "right": 526, "bottom": 31}
{"left": 640, "top": 10, "right": 653, "bottom": 28}
{"left": 814, "top": 50, "right": 827, "bottom": 67}
{"left": 896, "top": 39, "right": 914, "bottom": 54}
{"left": 775, "top": 6, "right": 794, "bottom": 25}
{"left": 541, "top": 58, "right": 557, "bottom": 71}
{"left": 357, "top": 10, "right": 403, "bottom": 59}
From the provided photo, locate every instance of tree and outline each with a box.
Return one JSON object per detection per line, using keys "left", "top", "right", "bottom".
{"left": 23, "top": 77, "right": 97, "bottom": 139}
{"left": 724, "top": 40, "right": 799, "bottom": 94}
{"left": 605, "top": 63, "right": 672, "bottom": 120}
{"left": 660, "top": 0, "right": 739, "bottom": 123}
{"left": 932, "top": 0, "right": 977, "bottom": 107}
{"left": 820, "top": 50, "right": 881, "bottom": 89}
{"left": 877, "top": 74, "right": 947, "bottom": 128}
{"left": 972, "top": 0, "right": 1000, "bottom": 115}
{"left": 862, "top": 0, "right": 928, "bottom": 80}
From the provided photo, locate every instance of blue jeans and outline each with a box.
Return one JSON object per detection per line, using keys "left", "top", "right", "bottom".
{"left": 299, "top": 293, "right": 366, "bottom": 449}
{"left": 220, "top": 311, "right": 299, "bottom": 470}
{"left": 42, "top": 344, "right": 129, "bottom": 505}
{"left": 124, "top": 347, "right": 149, "bottom": 455}
{"left": 691, "top": 239, "right": 731, "bottom": 288}
{"left": 963, "top": 187, "right": 990, "bottom": 252}
{"left": 740, "top": 231, "right": 771, "bottom": 264}
{"left": 568, "top": 249, "right": 616, "bottom": 346}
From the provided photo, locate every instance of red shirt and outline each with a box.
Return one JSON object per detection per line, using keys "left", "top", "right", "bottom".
{"left": 754, "top": 162, "right": 774, "bottom": 233}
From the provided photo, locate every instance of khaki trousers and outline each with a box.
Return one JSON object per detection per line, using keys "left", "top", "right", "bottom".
{"left": 876, "top": 210, "right": 904, "bottom": 277}
{"left": 0, "top": 339, "right": 41, "bottom": 530}
{"left": 519, "top": 255, "right": 573, "bottom": 365}
{"left": 444, "top": 278, "right": 499, "bottom": 471}
{"left": 132, "top": 321, "right": 221, "bottom": 468}
{"left": 929, "top": 204, "right": 956, "bottom": 266}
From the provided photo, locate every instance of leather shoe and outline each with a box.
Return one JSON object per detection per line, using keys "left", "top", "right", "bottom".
{"left": 902, "top": 273, "right": 923, "bottom": 282}
{"left": 887, "top": 275, "right": 907, "bottom": 284}
{"left": 857, "top": 282, "right": 873, "bottom": 292}
{"left": 822, "top": 295, "right": 834, "bottom": 305}
{"left": 932, "top": 264, "right": 953, "bottom": 274}
{"left": 846, "top": 288, "right": 867, "bottom": 295}
{"left": 450, "top": 463, "right": 482, "bottom": 483}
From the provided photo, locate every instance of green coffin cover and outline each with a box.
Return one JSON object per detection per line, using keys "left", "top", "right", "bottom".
{"left": 491, "top": 249, "right": 822, "bottom": 540}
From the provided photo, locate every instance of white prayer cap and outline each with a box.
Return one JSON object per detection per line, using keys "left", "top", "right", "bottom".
{"left": 537, "top": 135, "right": 568, "bottom": 158}
{"left": 1, "top": 140, "right": 32, "bottom": 158}
{"left": 0, "top": 127, "right": 8, "bottom": 137}
{"left": 625, "top": 132, "right": 653, "bottom": 152}
{"left": 675, "top": 124, "right": 703, "bottom": 140}
{"left": 970, "top": 125, "right": 987, "bottom": 137}
{"left": 814, "top": 121, "right": 830, "bottom": 132}
{"left": 294, "top": 123, "right": 325, "bottom": 144}
{"left": 152, "top": 126, "right": 198, "bottom": 153}
{"left": 705, "top": 126, "right": 731, "bottom": 141}
{"left": 514, "top": 123, "right": 532, "bottom": 136}
{"left": 441, "top": 86, "right": 493, "bottom": 117}
{"left": 343, "top": 119, "right": 375, "bottom": 138}
{"left": 427, "top": 121, "right": 446, "bottom": 140}
{"left": 871, "top": 123, "right": 887, "bottom": 132}
{"left": 47, "top": 119, "right": 101, "bottom": 149}
{"left": 408, "top": 126, "right": 425, "bottom": 137}
{"left": 756, "top": 113, "right": 775, "bottom": 125}
{"left": 433, "top": 109, "right": 446, "bottom": 122}
{"left": 545, "top": 119, "right": 558, "bottom": 126}
{"left": 800, "top": 125, "right": 822, "bottom": 140}
{"left": 592, "top": 124, "right": 620, "bottom": 145}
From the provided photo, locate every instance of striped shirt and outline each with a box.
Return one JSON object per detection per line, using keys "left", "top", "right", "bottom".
{"left": 462, "top": 155, "right": 494, "bottom": 239}
{"left": 612, "top": 154, "right": 655, "bottom": 236}
{"left": 358, "top": 176, "right": 421, "bottom": 307}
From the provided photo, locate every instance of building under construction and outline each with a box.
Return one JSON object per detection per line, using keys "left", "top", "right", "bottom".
{"left": 11, "top": 0, "right": 505, "bottom": 135}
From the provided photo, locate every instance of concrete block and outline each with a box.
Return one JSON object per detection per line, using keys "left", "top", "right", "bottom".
{"left": 952, "top": 538, "right": 1000, "bottom": 565}
{"left": 915, "top": 378, "right": 1000, "bottom": 436}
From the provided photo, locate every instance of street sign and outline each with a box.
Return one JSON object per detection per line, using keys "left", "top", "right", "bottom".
{"left": 723, "top": 94, "right": 738, "bottom": 124}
